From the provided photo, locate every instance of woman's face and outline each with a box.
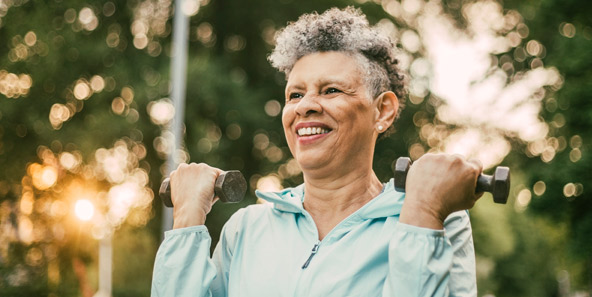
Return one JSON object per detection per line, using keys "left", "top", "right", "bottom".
{"left": 282, "top": 51, "right": 380, "bottom": 174}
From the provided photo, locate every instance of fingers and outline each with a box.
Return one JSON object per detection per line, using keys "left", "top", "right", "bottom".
{"left": 466, "top": 158, "right": 483, "bottom": 175}
{"left": 170, "top": 163, "right": 220, "bottom": 179}
{"left": 465, "top": 158, "right": 485, "bottom": 199}
{"left": 169, "top": 162, "right": 222, "bottom": 205}
{"left": 169, "top": 162, "right": 223, "bottom": 228}
{"left": 417, "top": 153, "right": 485, "bottom": 209}
{"left": 452, "top": 156, "right": 484, "bottom": 201}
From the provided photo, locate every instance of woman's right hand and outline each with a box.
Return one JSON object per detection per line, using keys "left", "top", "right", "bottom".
{"left": 169, "top": 163, "right": 223, "bottom": 229}
{"left": 399, "top": 153, "right": 483, "bottom": 230}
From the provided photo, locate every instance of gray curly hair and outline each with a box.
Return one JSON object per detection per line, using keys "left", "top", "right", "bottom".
{"left": 268, "top": 7, "right": 406, "bottom": 125}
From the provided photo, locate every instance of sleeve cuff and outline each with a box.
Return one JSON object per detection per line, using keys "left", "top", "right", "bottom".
{"left": 395, "top": 221, "right": 446, "bottom": 237}
{"left": 164, "top": 225, "right": 209, "bottom": 238}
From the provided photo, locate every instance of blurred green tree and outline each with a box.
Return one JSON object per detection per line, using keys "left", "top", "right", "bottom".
{"left": 502, "top": 0, "right": 592, "bottom": 293}
{"left": 0, "top": 0, "right": 590, "bottom": 296}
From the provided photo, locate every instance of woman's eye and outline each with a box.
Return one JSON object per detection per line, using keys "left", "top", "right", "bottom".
{"left": 289, "top": 93, "right": 303, "bottom": 100}
{"left": 325, "top": 88, "right": 341, "bottom": 94}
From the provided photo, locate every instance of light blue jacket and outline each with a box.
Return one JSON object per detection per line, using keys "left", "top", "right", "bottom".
{"left": 151, "top": 179, "right": 477, "bottom": 296}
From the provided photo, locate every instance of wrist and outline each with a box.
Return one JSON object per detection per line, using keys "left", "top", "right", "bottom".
{"left": 173, "top": 207, "right": 206, "bottom": 229}
{"left": 399, "top": 197, "right": 445, "bottom": 230}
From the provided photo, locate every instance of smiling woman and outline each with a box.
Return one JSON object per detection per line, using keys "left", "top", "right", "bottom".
{"left": 281, "top": 51, "right": 398, "bottom": 181}
{"left": 152, "top": 7, "right": 483, "bottom": 297}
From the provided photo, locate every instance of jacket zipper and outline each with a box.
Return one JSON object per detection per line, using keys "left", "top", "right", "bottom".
{"left": 301, "top": 242, "right": 320, "bottom": 269}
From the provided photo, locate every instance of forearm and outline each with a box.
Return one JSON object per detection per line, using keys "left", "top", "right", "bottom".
{"left": 383, "top": 222, "right": 453, "bottom": 297}
{"left": 151, "top": 226, "right": 217, "bottom": 297}
{"left": 384, "top": 211, "right": 476, "bottom": 297}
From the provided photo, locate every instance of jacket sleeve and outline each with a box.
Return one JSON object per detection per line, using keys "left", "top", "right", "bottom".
{"left": 150, "top": 225, "right": 218, "bottom": 297}
{"left": 383, "top": 210, "right": 477, "bottom": 297}
{"left": 151, "top": 209, "right": 245, "bottom": 297}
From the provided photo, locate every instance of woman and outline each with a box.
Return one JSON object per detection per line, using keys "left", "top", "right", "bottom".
{"left": 151, "top": 7, "right": 482, "bottom": 297}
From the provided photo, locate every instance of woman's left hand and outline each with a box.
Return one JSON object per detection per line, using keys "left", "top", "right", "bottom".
{"left": 399, "top": 153, "right": 484, "bottom": 230}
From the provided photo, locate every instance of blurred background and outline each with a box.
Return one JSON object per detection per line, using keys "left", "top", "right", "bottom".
{"left": 0, "top": 0, "right": 590, "bottom": 296}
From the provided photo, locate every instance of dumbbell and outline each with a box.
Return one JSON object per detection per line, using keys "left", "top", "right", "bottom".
{"left": 393, "top": 157, "right": 510, "bottom": 204}
{"left": 159, "top": 170, "right": 247, "bottom": 207}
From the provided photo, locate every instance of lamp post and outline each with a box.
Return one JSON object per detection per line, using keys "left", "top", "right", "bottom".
{"left": 162, "top": 0, "right": 192, "bottom": 236}
{"left": 94, "top": 233, "right": 112, "bottom": 297}
{"left": 74, "top": 199, "right": 112, "bottom": 297}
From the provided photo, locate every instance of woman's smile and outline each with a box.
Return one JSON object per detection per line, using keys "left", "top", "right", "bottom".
{"left": 295, "top": 122, "right": 333, "bottom": 144}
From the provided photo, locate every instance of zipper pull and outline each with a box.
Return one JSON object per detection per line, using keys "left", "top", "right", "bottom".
{"left": 301, "top": 243, "right": 320, "bottom": 269}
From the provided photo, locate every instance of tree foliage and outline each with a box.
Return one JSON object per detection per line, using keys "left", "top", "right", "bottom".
{"left": 0, "top": 0, "right": 590, "bottom": 296}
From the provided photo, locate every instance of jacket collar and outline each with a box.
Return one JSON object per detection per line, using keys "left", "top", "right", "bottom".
{"left": 255, "top": 178, "right": 405, "bottom": 219}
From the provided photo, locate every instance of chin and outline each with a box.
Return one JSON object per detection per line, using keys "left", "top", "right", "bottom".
{"left": 294, "top": 154, "right": 330, "bottom": 172}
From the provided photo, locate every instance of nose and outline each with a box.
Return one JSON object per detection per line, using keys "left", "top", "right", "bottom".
{"left": 294, "top": 94, "right": 322, "bottom": 116}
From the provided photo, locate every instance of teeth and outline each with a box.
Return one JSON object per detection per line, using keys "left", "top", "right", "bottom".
{"left": 297, "top": 127, "right": 330, "bottom": 136}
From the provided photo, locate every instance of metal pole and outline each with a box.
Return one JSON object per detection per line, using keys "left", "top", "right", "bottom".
{"left": 162, "top": 0, "right": 190, "bottom": 235}
{"left": 93, "top": 233, "right": 112, "bottom": 297}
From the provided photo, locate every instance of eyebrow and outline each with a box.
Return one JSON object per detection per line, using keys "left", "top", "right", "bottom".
{"left": 286, "top": 77, "right": 355, "bottom": 92}
{"left": 319, "top": 78, "right": 352, "bottom": 88}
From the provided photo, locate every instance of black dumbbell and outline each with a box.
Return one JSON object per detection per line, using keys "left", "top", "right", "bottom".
{"left": 393, "top": 157, "right": 510, "bottom": 204}
{"left": 159, "top": 170, "right": 247, "bottom": 207}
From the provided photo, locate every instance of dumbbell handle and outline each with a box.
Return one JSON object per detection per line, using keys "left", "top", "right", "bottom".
{"left": 159, "top": 170, "right": 246, "bottom": 207}
{"left": 476, "top": 175, "right": 495, "bottom": 193}
{"left": 394, "top": 157, "right": 510, "bottom": 204}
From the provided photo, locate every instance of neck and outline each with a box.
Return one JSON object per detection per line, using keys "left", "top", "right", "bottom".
{"left": 302, "top": 167, "right": 383, "bottom": 240}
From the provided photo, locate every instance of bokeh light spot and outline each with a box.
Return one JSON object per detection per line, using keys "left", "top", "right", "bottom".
{"left": 90, "top": 75, "right": 105, "bottom": 92}
{"left": 0, "top": 71, "right": 33, "bottom": 98}
{"left": 526, "top": 40, "right": 541, "bottom": 56}
{"left": 515, "top": 189, "right": 532, "bottom": 212}
{"left": 73, "top": 80, "right": 91, "bottom": 100}
{"left": 569, "top": 135, "right": 582, "bottom": 148}
{"left": 59, "top": 152, "right": 80, "bottom": 170}
{"left": 225, "top": 35, "right": 246, "bottom": 52}
{"left": 256, "top": 175, "right": 282, "bottom": 192}
{"left": 533, "top": 181, "right": 546, "bottom": 196}
{"left": 24, "top": 31, "right": 37, "bottom": 47}
{"left": 121, "top": 87, "right": 134, "bottom": 103}
{"left": 196, "top": 23, "right": 214, "bottom": 44}
{"left": 74, "top": 199, "right": 94, "bottom": 221}
{"left": 19, "top": 192, "right": 34, "bottom": 215}
{"left": 559, "top": 22, "right": 576, "bottom": 38}
{"left": 49, "top": 104, "right": 72, "bottom": 129}
{"left": 197, "top": 138, "right": 213, "bottom": 154}
{"left": 112, "top": 97, "right": 126, "bottom": 115}
{"left": 265, "top": 146, "right": 283, "bottom": 163}
{"left": 182, "top": 0, "right": 200, "bottom": 16}
{"left": 147, "top": 99, "right": 174, "bottom": 125}
{"left": 18, "top": 216, "right": 34, "bottom": 244}
{"left": 226, "top": 123, "right": 242, "bottom": 140}
{"left": 264, "top": 100, "right": 282, "bottom": 117}
{"left": 30, "top": 164, "right": 58, "bottom": 190}
{"left": 133, "top": 34, "right": 149, "bottom": 49}
{"left": 569, "top": 148, "right": 581, "bottom": 163}
{"left": 79, "top": 7, "right": 99, "bottom": 31}
{"left": 563, "top": 183, "right": 576, "bottom": 198}
{"left": 253, "top": 133, "right": 270, "bottom": 150}
{"left": 103, "top": 2, "right": 116, "bottom": 16}
{"left": 401, "top": 30, "right": 420, "bottom": 53}
{"left": 64, "top": 8, "right": 77, "bottom": 24}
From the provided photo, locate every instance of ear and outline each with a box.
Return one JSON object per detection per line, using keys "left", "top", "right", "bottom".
{"left": 374, "top": 91, "right": 399, "bottom": 130}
